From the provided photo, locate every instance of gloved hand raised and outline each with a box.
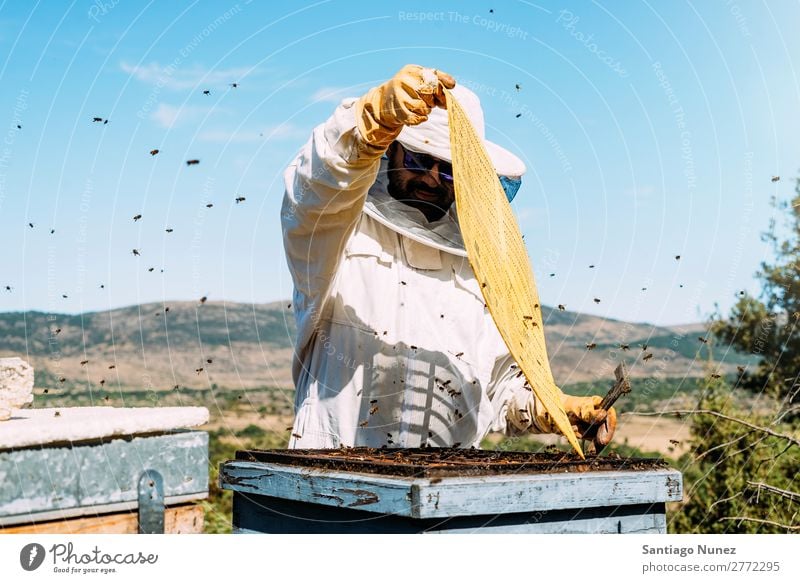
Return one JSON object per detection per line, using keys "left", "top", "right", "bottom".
{"left": 356, "top": 64, "right": 456, "bottom": 150}
{"left": 562, "top": 395, "right": 617, "bottom": 447}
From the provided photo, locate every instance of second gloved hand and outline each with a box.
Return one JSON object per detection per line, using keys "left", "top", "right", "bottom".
{"left": 356, "top": 64, "right": 456, "bottom": 150}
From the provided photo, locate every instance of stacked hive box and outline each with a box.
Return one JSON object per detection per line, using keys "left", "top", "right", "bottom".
{"left": 0, "top": 405, "right": 209, "bottom": 534}
{"left": 221, "top": 448, "right": 683, "bottom": 534}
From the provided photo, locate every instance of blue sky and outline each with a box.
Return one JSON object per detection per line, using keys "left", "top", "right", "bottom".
{"left": 0, "top": 0, "right": 798, "bottom": 326}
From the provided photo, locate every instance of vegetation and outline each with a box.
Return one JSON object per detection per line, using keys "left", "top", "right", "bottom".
{"left": 668, "top": 377, "right": 798, "bottom": 533}
{"left": 670, "top": 179, "right": 800, "bottom": 532}
{"left": 203, "top": 426, "right": 288, "bottom": 534}
{"left": 711, "top": 180, "right": 800, "bottom": 406}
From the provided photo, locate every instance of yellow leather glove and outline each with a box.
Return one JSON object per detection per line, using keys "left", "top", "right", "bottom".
{"left": 562, "top": 395, "right": 617, "bottom": 447}
{"left": 355, "top": 64, "right": 456, "bottom": 150}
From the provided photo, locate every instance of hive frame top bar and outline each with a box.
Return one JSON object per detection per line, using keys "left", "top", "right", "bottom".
{"left": 234, "top": 448, "right": 668, "bottom": 478}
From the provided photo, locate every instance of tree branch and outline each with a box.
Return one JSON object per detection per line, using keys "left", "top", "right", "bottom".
{"left": 747, "top": 481, "right": 800, "bottom": 504}
{"left": 624, "top": 410, "right": 800, "bottom": 448}
{"left": 719, "top": 516, "right": 800, "bottom": 531}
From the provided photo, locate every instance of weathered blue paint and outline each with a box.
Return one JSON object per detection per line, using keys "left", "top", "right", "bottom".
{"left": 221, "top": 459, "right": 682, "bottom": 534}
{"left": 0, "top": 430, "right": 208, "bottom": 526}
{"left": 232, "top": 493, "right": 668, "bottom": 533}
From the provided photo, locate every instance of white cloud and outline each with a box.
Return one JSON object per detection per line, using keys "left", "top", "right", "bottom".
{"left": 121, "top": 61, "right": 253, "bottom": 91}
{"left": 309, "top": 86, "right": 353, "bottom": 103}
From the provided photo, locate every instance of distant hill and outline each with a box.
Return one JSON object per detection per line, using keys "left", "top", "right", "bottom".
{"left": 0, "top": 301, "right": 754, "bottom": 393}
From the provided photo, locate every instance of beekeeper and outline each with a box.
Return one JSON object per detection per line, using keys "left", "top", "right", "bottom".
{"left": 282, "top": 64, "right": 616, "bottom": 449}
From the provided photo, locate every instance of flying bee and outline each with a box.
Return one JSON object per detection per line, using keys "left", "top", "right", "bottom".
{"left": 710, "top": 373, "right": 721, "bottom": 379}
{"left": 669, "top": 439, "right": 680, "bottom": 446}
{"left": 108, "top": 365, "right": 115, "bottom": 369}
{"left": 737, "top": 366, "right": 746, "bottom": 374}
{"left": 698, "top": 336, "right": 708, "bottom": 344}
{"left": 206, "top": 203, "right": 214, "bottom": 208}
{"left": 593, "top": 298, "right": 601, "bottom": 304}
{"left": 586, "top": 343, "right": 597, "bottom": 350}
{"left": 165, "top": 228, "right": 173, "bottom": 233}
{"left": 231, "top": 83, "right": 238, "bottom": 88}
{"left": 771, "top": 176, "right": 780, "bottom": 182}
{"left": 235, "top": 196, "right": 246, "bottom": 203}
{"left": 558, "top": 304, "right": 566, "bottom": 311}
{"left": 203, "top": 90, "right": 210, "bottom": 95}
{"left": 359, "top": 420, "right": 369, "bottom": 428}
{"left": 92, "top": 117, "right": 103, "bottom": 122}
{"left": 80, "top": 360, "right": 89, "bottom": 366}
{"left": 455, "top": 352, "right": 464, "bottom": 358}
{"left": 199, "top": 296, "right": 208, "bottom": 304}
{"left": 132, "top": 249, "right": 140, "bottom": 256}
{"left": 369, "top": 406, "right": 379, "bottom": 415}
{"left": 150, "top": 149, "right": 159, "bottom": 156}
{"left": 642, "top": 352, "right": 654, "bottom": 361}
{"left": 195, "top": 367, "right": 204, "bottom": 374}
{"left": 186, "top": 159, "right": 200, "bottom": 166}
{"left": 133, "top": 214, "right": 142, "bottom": 221}
{"left": 620, "top": 344, "right": 629, "bottom": 351}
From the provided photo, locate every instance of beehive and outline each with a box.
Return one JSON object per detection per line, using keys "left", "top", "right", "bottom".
{"left": 220, "top": 447, "right": 682, "bottom": 534}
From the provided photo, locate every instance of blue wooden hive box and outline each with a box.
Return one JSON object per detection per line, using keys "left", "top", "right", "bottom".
{"left": 220, "top": 448, "right": 683, "bottom": 534}
{"left": 0, "top": 406, "right": 210, "bottom": 534}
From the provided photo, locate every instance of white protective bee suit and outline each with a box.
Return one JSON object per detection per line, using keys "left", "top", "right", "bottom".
{"left": 281, "top": 83, "right": 557, "bottom": 449}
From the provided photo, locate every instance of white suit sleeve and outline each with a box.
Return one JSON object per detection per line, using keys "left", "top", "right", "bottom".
{"left": 486, "top": 353, "right": 559, "bottom": 436}
{"left": 281, "top": 98, "right": 386, "bottom": 347}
